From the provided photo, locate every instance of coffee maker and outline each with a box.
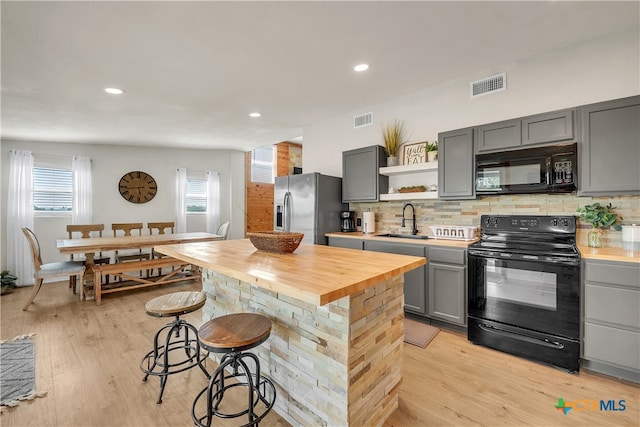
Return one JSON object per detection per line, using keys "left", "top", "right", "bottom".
{"left": 340, "top": 211, "right": 356, "bottom": 232}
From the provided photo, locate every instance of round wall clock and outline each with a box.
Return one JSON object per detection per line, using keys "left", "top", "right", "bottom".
{"left": 118, "top": 171, "right": 157, "bottom": 204}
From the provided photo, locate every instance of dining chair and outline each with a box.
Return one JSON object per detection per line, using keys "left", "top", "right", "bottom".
{"left": 148, "top": 221, "right": 175, "bottom": 276}
{"left": 216, "top": 221, "right": 230, "bottom": 240}
{"left": 22, "top": 227, "right": 86, "bottom": 310}
{"left": 66, "top": 224, "right": 111, "bottom": 287}
{"left": 111, "top": 222, "right": 151, "bottom": 279}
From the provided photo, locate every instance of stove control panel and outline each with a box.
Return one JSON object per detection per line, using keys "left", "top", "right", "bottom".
{"left": 481, "top": 215, "right": 576, "bottom": 233}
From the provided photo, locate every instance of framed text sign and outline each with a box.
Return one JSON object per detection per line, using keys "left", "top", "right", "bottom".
{"left": 403, "top": 142, "right": 427, "bottom": 165}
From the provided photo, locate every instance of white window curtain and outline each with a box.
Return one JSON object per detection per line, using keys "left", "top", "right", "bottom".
{"left": 176, "top": 168, "right": 188, "bottom": 233}
{"left": 72, "top": 156, "right": 92, "bottom": 224}
{"left": 206, "top": 171, "right": 221, "bottom": 233}
{"left": 7, "top": 150, "right": 35, "bottom": 286}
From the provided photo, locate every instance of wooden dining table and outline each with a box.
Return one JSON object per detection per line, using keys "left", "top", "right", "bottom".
{"left": 57, "top": 232, "right": 223, "bottom": 266}
{"left": 57, "top": 232, "right": 224, "bottom": 303}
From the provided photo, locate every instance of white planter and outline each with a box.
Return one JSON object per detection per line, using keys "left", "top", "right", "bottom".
{"left": 427, "top": 151, "right": 438, "bottom": 162}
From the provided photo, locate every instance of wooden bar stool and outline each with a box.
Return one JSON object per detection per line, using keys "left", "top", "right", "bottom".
{"left": 192, "top": 313, "right": 276, "bottom": 427}
{"left": 140, "top": 291, "right": 209, "bottom": 404}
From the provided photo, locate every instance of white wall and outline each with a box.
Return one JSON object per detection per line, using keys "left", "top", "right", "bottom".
{"left": 303, "top": 28, "right": 640, "bottom": 177}
{"left": 1, "top": 140, "right": 246, "bottom": 273}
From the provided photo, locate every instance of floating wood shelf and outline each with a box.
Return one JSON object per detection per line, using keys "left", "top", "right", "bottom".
{"left": 380, "top": 192, "right": 438, "bottom": 201}
{"left": 379, "top": 161, "right": 438, "bottom": 176}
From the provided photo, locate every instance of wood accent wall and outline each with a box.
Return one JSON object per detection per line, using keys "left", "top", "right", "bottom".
{"left": 245, "top": 142, "right": 302, "bottom": 235}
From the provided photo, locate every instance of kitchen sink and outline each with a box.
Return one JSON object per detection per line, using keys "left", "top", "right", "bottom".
{"left": 376, "top": 233, "right": 430, "bottom": 240}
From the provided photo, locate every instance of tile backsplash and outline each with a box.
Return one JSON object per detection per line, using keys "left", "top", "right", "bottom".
{"left": 351, "top": 194, "right": 640, "bottom": 248}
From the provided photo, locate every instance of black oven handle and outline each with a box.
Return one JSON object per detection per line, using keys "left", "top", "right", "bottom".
{"left": 478, "top": 323, "right": 565, "bottom": 350}
{"left": 468, "top": 250, "right": 580, "bottom": 266}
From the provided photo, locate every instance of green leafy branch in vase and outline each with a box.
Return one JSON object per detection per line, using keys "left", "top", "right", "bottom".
{"left": 576, "top": 202, "right": 623, "bottom": 230}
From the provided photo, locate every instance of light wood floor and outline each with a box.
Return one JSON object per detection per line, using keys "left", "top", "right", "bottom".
{"left": 1, "top": 280, "right": 638, "bottom": 426}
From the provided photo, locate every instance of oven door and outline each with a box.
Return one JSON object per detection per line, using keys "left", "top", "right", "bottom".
{"left": 468, "top": 252, "right": 580, "bottom": 339}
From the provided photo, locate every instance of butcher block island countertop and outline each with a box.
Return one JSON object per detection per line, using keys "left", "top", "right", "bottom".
{"left": 155, "top": 239, "right": 425, "bottom": 427}
{"left": 154, "top": 238, "right": 425, "bottom": 305}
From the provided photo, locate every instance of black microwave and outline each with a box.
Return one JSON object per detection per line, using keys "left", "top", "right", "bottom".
{"left": 475, "top": 143, "right": 577, "bottom": 195}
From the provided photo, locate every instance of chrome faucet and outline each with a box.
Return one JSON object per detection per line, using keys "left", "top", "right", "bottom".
{"left": 402, "top": 203, "right": 419, "bottom": 235}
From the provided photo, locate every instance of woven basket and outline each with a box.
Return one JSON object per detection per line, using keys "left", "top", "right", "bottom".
{"left": 398, "top": 186, "right": 426, "bottom": 193}
{"left": 247, "top": 231, "right": 304, "bottom": 254}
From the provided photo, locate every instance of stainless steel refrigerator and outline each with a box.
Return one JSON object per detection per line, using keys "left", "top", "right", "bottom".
{"left": 274, "top": 173, "right": 345, "bottom": 245}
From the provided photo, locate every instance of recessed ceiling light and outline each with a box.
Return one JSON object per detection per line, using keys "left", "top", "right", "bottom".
{"left": 249, "top": 112, "right": 261, "bottom": 118}
{"left": 104, "top": 87, "right": 124, "bottom": 95}
{"left": 354, "top": 63, "right": 369, "bottom": 72}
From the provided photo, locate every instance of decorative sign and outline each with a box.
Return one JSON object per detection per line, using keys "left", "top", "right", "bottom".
{"left": 403, "top": 142, "right": 427, "bottom": 165}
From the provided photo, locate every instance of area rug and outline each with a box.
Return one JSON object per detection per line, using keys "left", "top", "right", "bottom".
{"left": 0, "top": 333, "right": 46, "bottom": 410}
{"left": 404, "top": 318, "right": 440, "bottom": 348}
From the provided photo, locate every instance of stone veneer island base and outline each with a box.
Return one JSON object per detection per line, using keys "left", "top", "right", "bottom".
{"left": 155, "top": 239, "right": 425, "bottom": 427}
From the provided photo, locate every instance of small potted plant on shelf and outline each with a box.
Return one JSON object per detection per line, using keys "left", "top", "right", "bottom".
{"left": 426, "top": 141, "right": 438, "bottom": 162}
{"left": 576, "top": 202, "right": 623, "bottom": 248}
{"left": 1, "top": 270, "right": 18, "bottom": 295}
{"left": 382, "top": 120, "right": 407, "bottom": 167}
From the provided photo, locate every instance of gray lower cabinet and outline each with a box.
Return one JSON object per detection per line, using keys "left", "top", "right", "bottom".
{"left": 363, "top": 240, "right": 427, "bottom": 315}
{"left": 342, "top": 145, "right": 388, "bottom": 202}
{"left": 326, "top": 236, "right": 364, "bottom": 250}
{"left": 438, "top": 127, "right": 475, "bottom": 200}
{"left": 582, "top": 259, "right": 640, "bottom": 383}
{"left": 578, "top": 95, "right": 640, "bottom": 196}
{"left": 427, "top": 246, "right": 467, "bottom": 326}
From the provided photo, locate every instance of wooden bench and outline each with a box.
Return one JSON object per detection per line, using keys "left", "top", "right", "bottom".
{"left": 91, "top": 257, "right": 200, "bottom": 305}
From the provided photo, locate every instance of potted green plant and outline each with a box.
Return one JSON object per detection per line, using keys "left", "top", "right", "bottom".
{"left": 382, "top": 120, "right": 407, "bottom": 167}
{"left": 1, "top": 270, "right": 18, "bottom": 295}
{"left": 576, "top": 202, "right": 623, "bottom": 248}
{"left": 426, "top": 141, "right": 438, "bottom": 162}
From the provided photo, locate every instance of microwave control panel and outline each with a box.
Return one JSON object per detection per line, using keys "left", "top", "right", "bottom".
{"left": 554, "top": 160, "right": 574, "bottom": 184}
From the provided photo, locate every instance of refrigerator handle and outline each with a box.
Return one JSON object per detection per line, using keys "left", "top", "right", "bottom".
{"left": 283, "top": 191, "right": 292, "bottom": 232}
{"left": 275, "top": 205, "right": 283, "bottom": 229}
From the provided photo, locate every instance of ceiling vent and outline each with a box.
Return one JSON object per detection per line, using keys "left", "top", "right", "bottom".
{"left": 470, "top": 73, "right": 506, "bottom": 98}
{"left": 354, "top": 112, "right": 373, "bottom": 128}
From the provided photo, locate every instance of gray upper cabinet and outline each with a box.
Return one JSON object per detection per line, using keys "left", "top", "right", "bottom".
{"left": 475, "top": 119, "right": 521, "bottom": 152}
{"left": 438, "top": 127, "right": 475, "bottom": 200}
{"left": 476, "top": 108, "right": 575, "bottom": 153}
{"left": 363, "top": 240, "right": 427, "bottom": 315}
{"left": 578, "top": 96, "right": 640, "bottom": 196}
{"left": 342, "top": 145, "right": 388, "bottom": 202}
{"left": 521, "top": 109, "right": 574, "bottom": 145}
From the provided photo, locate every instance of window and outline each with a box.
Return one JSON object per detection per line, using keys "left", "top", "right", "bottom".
{"left": 33, "top": 166, "right": 73, "bottom": 212}
{"left": 186, "top": 179, "right": 207, "bottom": 213}
{"left": 251, "top": 145, "right": 274, "bottom": 183}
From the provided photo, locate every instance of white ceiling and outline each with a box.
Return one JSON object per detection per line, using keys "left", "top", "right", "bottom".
{"left": 2, "top": 1, "right": 638, "bottom": 152}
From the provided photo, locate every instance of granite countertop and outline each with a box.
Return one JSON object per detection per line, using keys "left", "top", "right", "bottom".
{"left": 154, "top": 239, "right": 425, "bottom": 306}
{"left": 325, "top": 231, "right": 476, "bottom": 249}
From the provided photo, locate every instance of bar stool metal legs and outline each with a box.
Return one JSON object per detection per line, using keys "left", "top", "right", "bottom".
{"left": 140, "top": 315, "right": 209, "bottom": 404}
{"left": 192, "top": 351, "right": 276, "bottom": 427}
{"left": 140, "top": 291, "right": 209, "bottom": 404}
{"left": 192, "top": 313, "right": 276, "bottom": 427}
